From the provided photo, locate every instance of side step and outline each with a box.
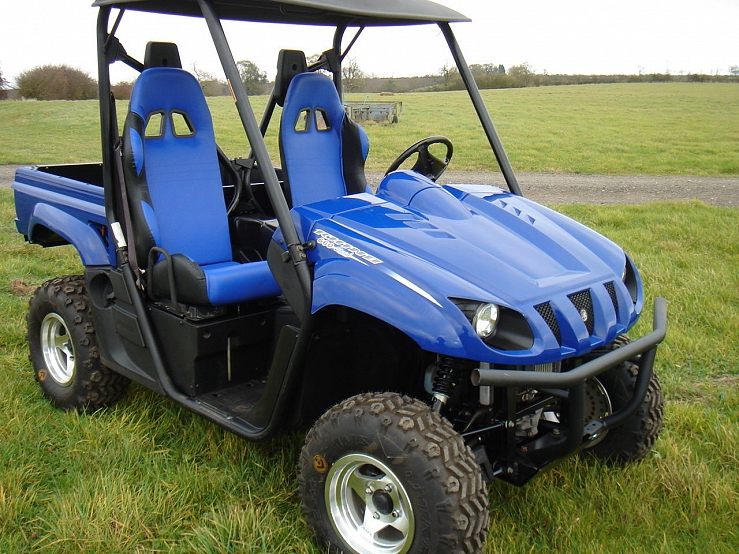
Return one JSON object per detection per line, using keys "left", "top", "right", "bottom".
{"left": 191, "top": 379, "right": 267, "bottom": 418}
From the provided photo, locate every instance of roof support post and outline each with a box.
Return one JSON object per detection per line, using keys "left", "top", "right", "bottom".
{"left": 332, "top": 24, "right": 346, "bottom": 96}
{"left": 96, "top": 7, "right": 117, "bottom": 227}
{"left": 197, "top": 0, "right": 313, "bottom": 314}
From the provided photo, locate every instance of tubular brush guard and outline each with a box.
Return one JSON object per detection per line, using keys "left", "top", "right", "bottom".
{"left": 471, "top": 297, "right": 668, "bottom": 454}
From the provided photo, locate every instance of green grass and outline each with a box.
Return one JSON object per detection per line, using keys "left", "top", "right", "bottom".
{"left": 1, "top": 81, "right": 737, "bottom": 552}
{"left": 478, "top": 83, "right": 739, "bottom": 176}
{"left": 1, "top": 187, "right": 738, "bottom": 552}
{"left": 1, "top": 83, "right": 738, "bottom": 176}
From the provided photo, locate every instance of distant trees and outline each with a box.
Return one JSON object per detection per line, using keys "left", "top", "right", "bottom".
{"left": 0, "top": 66, "right": 7, "bottom": 100}
{"left": 16, "top": 65, "right": 97, "bottom": 100}
{"left": 432, "top": 62, "right": 513, "bottom": 90}
{"left": 192, "top": 64, "right": 229, "bottom": 97}
{"left": 236, "top": 60, "right": 268, "bottom": 95}
{"left": 342, "top": 58, "right": 367, "bottom": 93}
{"left": 463, "top": 62, "right": 512, "bottom": 89}
{"left": 5, "top": 57, "right": 737, "bottom": 104}
{"left": 110, "top": 63, "right": 264, "bottom": 100}
{"left": 469, "top": 63, "right": 505, "bottom": 76}
{"left": 112, "top": 80, "right": 134, "bottom": 100}
{"left": 438, "top": 63, "right": 459, "bottom": 87}
{"left": 423, "top": 60, "right": 739, "bottom": 93}
{"left": 507, "top": 63, "right": 536, "bottom": 86}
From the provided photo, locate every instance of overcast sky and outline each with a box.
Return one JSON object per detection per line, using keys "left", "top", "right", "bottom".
{"left": 1, "top": 0, "right": 738, "bottom": 86}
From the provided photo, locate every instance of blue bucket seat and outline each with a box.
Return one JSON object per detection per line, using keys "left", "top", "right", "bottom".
{"left": 122, "top": 66, "right": 280, "bottom": 306}
{"left": 279, "top": 72, "right": 371, "bottom": 207}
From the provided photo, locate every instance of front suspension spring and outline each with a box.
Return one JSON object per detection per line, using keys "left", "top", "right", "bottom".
{"left": 432, "top": 356, "right": 465, "bottom": 401}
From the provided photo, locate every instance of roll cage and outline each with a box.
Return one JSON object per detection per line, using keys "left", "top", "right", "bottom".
{"left": 95, "top": 2, "right": 522, "bottom": 314}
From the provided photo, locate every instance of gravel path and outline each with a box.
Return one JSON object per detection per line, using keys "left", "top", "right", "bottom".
{"left": 3, "top": 165, "right": 738, "bottom": 207}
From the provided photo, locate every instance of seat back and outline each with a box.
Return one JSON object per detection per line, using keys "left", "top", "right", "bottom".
{"left": 122, "top": 67, "right": 232, "bottom": 269}
{"left": 279, "top": 72, "right": 369, "bottom": 208}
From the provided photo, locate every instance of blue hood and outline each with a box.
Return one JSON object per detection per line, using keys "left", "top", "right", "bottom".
{"left": 284, "top": 171, "right": 642, "bottom": 364}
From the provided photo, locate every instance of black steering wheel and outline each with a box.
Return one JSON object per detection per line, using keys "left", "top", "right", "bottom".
{"left": 385, "top": 136, "right": 453, "bottom": 182}
{"left": 217, "top": 146, "right": 243, "bottom": 215}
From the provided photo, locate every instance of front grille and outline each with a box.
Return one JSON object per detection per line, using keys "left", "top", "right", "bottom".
{"left": 531, "top": 362, "right": 561, "bottom": 372}
{"left": 604, "top": 281, "right": 619, "bottom": 315}
{"left": 568, "top": 289, "right": 595, "bottom": 334}
{"left": 534, "top": 302, "right": 562, "bottom": 345}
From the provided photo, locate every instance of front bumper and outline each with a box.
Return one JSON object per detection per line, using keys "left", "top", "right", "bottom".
{"left": 471, "top": 297, "right": 667, "bottom": 463}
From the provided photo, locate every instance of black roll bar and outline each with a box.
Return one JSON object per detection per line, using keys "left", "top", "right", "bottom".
{"left": 196, "top": 0, "right": 313, "bottom": 317}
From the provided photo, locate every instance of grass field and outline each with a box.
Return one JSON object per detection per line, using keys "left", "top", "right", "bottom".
{"left": 1, "top": 83, "right": 738, "bottom": 176}
{"left": 1, "top": 193, "right": 737, "bottom": 553}
{"left": 1, "top": 82, "right": 738, "bottom": 553}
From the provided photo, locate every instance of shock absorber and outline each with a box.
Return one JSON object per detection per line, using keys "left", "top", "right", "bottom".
{"left": 431, "top": 356, "right": 464, "bottom": 412}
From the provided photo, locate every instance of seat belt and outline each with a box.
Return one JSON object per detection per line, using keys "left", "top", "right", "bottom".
{"left": 110, "top": 92, "right": 142, "bottom": 288}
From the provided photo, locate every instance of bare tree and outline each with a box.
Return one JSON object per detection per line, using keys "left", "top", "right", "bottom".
{"left": 192, "top": 64, "right": 228, "bottom": 97}
{"left": 342, "top": 58, "right": 367, "bottom": 93}
{"left": 438, "top": 63, "right": 458, "bottom": 86}
{"left": 0, "top": 66, "right": 7, "bottom": 100}
{"left": 191, "top": 63, "right": 213, "bottom": 83}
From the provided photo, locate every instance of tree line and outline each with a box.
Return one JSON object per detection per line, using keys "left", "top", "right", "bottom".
{"left": 427, "top": 62, "right": 739, "bottom": 92}
{"left": 2, "top": 60, "right": 738, "bottom": 101}
{"left": 0, "top": 61, "right": 269, "bottom": 101}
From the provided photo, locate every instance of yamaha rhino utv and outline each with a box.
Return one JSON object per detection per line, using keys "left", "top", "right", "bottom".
{"left": 12, "top": 1, "right": 667, "bottom": 552}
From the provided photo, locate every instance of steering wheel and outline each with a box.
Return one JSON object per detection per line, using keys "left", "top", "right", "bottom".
{"left": 217, "top": 146, "right": 243, "bottom": 215}
{"left": 385, "top": 136, "right": 453, "bottom": 182}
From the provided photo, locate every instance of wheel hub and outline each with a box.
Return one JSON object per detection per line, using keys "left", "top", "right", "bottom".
{"left": 583, "top": 377, "right": 613, "bottom": 445}
{"left": 372, "top": 490, "right": 394, "bottom": 515}
{"left": 326, "top": 452, "right": 415, "bottom": 554}
{"left": 40, "top": 312, "right": 76, "bottom": 386}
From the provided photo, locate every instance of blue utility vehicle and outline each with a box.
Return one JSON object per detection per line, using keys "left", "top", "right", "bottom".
{"left": 13, "top": 1, "right": 666, "bottom": 553}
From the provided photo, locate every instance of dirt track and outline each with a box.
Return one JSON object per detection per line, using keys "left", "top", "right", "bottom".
{"left": 3, "top": 165, "right": 738, "bottom": 207}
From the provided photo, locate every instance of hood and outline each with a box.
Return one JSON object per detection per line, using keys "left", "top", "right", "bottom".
{"left": 288, "top": 171, "right": 641, "bottom": 362}
{"left": 299, "top": 171, "right": 626, "bottom": 305}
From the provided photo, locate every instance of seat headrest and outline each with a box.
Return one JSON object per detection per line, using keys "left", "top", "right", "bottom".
{"left": 274, "top": 49, "right": 308, "bottom": 107}
{"left": 144, "top": 42, "right": 182, "bottom": 69}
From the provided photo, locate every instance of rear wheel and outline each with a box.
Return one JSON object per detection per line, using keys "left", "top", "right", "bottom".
{"left": 27, "top": 276, "right": 130, "bottom": 412}
{"left": 299, "top": 392, "right": 489, "bottom": 554}
{"left": 582, "top": 336, "right": 664, "bottom": 463}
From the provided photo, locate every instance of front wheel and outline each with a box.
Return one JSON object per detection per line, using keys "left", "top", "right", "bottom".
{"left": 299, "top": 392, "right": 489, "bottom": 554}
{"left": 582, "top": 336, "right": 664, "bottom": 463}
{"left": 27, "top": 276, "right": 130, "bottom": 412}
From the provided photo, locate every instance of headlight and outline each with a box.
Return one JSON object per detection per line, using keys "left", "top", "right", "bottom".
{"left": 473, "top": 303, "right": 499, "bottom": 338}
{"left": 451, "top": 298, "right": 534, "bottom": 351}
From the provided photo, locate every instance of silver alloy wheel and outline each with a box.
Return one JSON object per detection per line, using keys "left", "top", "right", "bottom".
{"left": 40, "top": 312, "right": 76, "bottom": 386}
{"left": 326, "top": 452, "right": 415, "bottom": 554}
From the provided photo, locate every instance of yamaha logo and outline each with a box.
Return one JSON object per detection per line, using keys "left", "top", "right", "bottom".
{"left": 580, "top": 308, "right": 589, "bottom": 322}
